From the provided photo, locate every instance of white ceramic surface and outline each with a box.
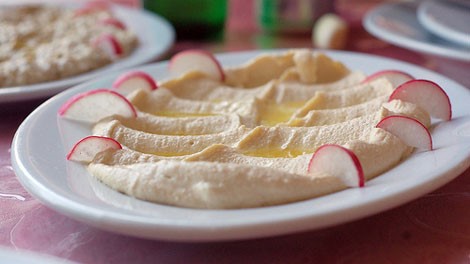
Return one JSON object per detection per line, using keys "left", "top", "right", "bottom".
{"left": 11, "top": 50, "right": 470, "bottom": 242}
{"left": 0, "top": 247, "right": 77, "bottom": 264}
{"left": 0, "top": 3, "right": 175, "bottom": 103}
{"left": 363, "top": 2, "right": 470, "bottom": 62}
{"left": 417, "top": 0, "right": 470, "bottom": 47}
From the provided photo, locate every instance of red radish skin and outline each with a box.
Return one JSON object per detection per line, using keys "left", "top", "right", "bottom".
{"left": 169, "top": 49, "right": 225, "bottom": 82}
{"left": 99, "top": 18, "right": 126, "bottom": 30}
{"left": 91, "top": 34, "right": 123, "bottom": 59}
{"left": 67, "top": 136, "right": 122, "bottom": 162}
{"left": 83, "top": 0, "right": 110, "bottom": 10}
{"left": 112, "top": 71, "right": 158, "bottom": 94}
{"left": 58, "top": 89, "right": 137, "bottom": 122}
{"left": 389, "top": 79, "right": 452, "bottom": 121}
{"left": 308, "top": 144, "right": 365, "bottom": 187}
{"left": 376, "top": 115, "right": 433, "bottom": 151}
{"left": 74, "top": 1, "right": 111, "bottom": 16}
{"left": 362, "top": 70, "right": 414, "bottom": 88}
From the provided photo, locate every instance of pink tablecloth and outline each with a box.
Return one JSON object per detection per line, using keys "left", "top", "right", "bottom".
{"left": 1, "top": 1, "right": 469, "bottom": 263}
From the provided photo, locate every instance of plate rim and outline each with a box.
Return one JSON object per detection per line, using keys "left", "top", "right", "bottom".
{"left": 0, "top": 246, "right": 76, "bottom": 264}
{"left": 0, "top": 3, "right": 175, "bottom": 103}
{"left": 363, "top": 2, "right": 470, "bottom": 62}
{"left": 417, "top": 0, "right": 470, "bottom": 47}
{"left": 11, "top": 49, "right": 470, "bottom": 242}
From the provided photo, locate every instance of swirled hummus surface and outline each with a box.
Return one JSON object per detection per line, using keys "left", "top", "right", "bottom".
{"left": 87, "top": 49, "right": 430, "bottom": 209}
{"left": 0, "top": 5, "right": 138, "bottom": 87}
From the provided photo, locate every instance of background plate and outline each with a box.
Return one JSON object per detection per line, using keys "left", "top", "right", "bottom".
{"left": 363, "top": 2, "right": 470, "bottom": 62}
{"left": 0, "top": 3, "right": 174, "bottom": 103}
{"left": 417, "top": 0, "right": 470, "bottom": 47}
{"left": 11, "top": 50, "right": 470, "bottom": 242}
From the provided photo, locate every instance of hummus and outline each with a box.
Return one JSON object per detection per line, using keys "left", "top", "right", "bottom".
{"left": 0, "top": 5, "right": 138, "bottom": 87}
{"left": 82, "top": 49, "right": 431, "bottom": 209}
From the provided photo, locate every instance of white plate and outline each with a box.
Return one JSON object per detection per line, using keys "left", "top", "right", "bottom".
{"left": 417, "top": 0, "right": 470, "bottom": 47}
{"left": 363, "top": 2, "right": 470, "bottom": 62}
{"left": 0, "top": 3, "right": 175, "bottom": 103}
{"left": 11, "top": 50, "right": 470, "bottom": 242}
{"left": 0, "top": 247, "right": 76, "bottom": 264}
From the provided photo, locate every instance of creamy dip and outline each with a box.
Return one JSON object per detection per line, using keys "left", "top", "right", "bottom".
{"left": 84, "top": 49, "right": 430, "bottom": 209}
{"left": 0, "top": 5, "right": 138, "bottom": 87}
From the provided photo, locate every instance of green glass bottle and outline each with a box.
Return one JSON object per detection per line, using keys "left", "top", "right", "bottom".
{"left": 258, "top": 0, "right": 333, "bottom": 34}
{"left": 143, "top": 0, "right": 227, "bottom": 40}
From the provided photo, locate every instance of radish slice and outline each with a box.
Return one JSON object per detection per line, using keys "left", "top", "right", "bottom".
{"left": 308, "top": 144, "right": 365, "bottom": 187}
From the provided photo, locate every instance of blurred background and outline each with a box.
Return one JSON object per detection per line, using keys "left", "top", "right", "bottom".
{"left": 136, "top": 0, "right": 469, "bottom": 87}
